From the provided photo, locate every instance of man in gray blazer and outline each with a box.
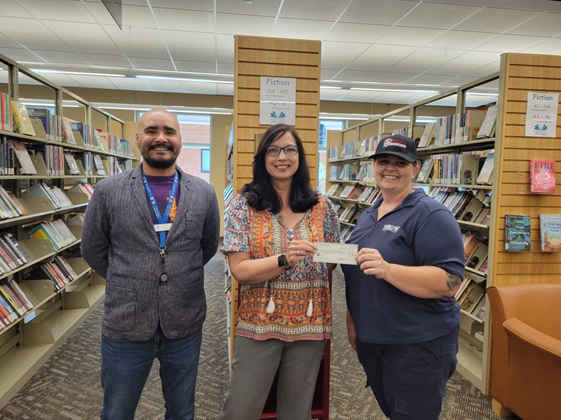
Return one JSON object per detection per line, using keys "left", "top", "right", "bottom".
{"left": 82, "top": 108, "right": 220, "bottom": 420}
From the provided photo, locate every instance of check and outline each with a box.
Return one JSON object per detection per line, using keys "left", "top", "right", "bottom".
{"left": 313, "top": 242, "right": 358, "bottom": 265}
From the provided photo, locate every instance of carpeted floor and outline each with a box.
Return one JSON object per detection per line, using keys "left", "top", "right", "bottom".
{"left": 0, "top": 252, "right": 514, "bottom": 419}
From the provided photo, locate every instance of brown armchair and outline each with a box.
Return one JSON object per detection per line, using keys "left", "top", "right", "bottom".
{"left": 487, "top": 284, "right": 561, "bottom": 420}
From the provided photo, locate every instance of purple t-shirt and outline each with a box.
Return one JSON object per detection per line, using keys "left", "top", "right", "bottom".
{"left": 144, "top": 174, "right": 180, "bottom": 224}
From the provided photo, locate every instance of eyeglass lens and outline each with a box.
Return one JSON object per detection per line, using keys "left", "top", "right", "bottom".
{"left": 267, "top": 146, "right": 298, "bottom": 156}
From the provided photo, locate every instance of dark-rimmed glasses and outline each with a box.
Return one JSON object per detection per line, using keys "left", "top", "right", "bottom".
{"left": 266, "top": 145, "right": 299, "bottom": 157}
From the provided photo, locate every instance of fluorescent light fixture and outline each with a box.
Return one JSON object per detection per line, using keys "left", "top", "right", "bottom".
{"left": 20, "top": 98, "right": 81, "bottom": 108}
{"left": 320, "top": 112, "right": 378, "bottom": 121}
{"left": 136, "top": 75, "right": 233, "bottom": 84}
{"left": 320, "top": 86, "right": 342, "bottom": 90}
{"left": 93, "top": 103, "right": 233, "bottom": 115}
{"left": 350, "top": 87, "right": 440, "bottom": 94}
{"left": 466, "top": 92, "right": 498, "bottom": 96}
{"left": 31, "top": 69, "right": 126, "bottom": 77}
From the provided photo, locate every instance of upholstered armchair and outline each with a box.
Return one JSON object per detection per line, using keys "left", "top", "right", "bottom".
{"left": 487, "top": 284, "right": 561, "bottom": 420}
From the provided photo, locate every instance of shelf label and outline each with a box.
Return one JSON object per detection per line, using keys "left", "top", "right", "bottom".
{"left": 259, "top": 77, "right": 296, "bottom": 126}
{"left": 525, "top": 91, "right": 559, "bottom": 138}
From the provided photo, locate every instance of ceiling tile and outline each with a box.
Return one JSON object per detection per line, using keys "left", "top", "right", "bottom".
{"left": 519, "top": 38, "right": 561, "bottom": 55}
{"left": 153, "top": 0, "right": 214, "bottom": 12}
{"left": 66, "top": 75, "right": 119, "bottom": 89}
{"left": 120, "top": 44, "right": 170, "bottom": 59}
{"left": 340, "top": 0, "right": 418, "bottom": 26}
{"left": 321, "top": 41, "right": 370, "bottom": 69}
{"left": 273, "top": 18, "right": 333, "bottom": 40}
{"left": 332, "top": 69, "right": 380, "bottom": 82}
{"left": 385, "top": 48, "right": 465, "bottom": 74}
{"left": 34, "top": 50, "right": 90, "bottom": 65}
{"left": 442, "top": 75, "right": 480, "bottom": 86}
{"left": 216, "top": 0, "right": 280, "bottom": 16}
{"left": 217, "top": 13, "right": 275, "bottom": 36}
{"left": 128, "top": 56, "right": 175, "bottom": 70}
{"left": 0, "top": 33, "right": 22, "bottom": 49}
{"left": 320, "top": 89, "right": 354, "bottom": 101}
{"left": 346, "top": 44, "right": 418, "bottom": 72}
{"left": 64, "top": 38, "right": 120, "bottom": 55}
{"left": 27, "top": 72, "right": 81, "bottom": 87}
{"left": 463, "top": 61, "right": 501, "bottom": 78}
{"left": 42, "top": 21, "right": 109, "bottom": 41}
{"left": 507, "top": 12, "right": 561, "bottom": 37}
{"left": 325, "top": 23, "right": 390, "bottom": 43}
{"left": 180, "top": 81, "right": 220, "bottom": 95}
{"left": 376, "top": 27, "right": 445, "bottom": 47}
{"left": 426, "top": 51, "right": 500, "bottom": 76}
{"left": 121, "top": 4, "right": 159, "bottom": 28}
{"left": 104, "top": 26, "right": 162, "bottom": 46}
{"left": 217, "top": 62, "right": 234, "bottom": 75}
{"left": 320, "top": 69, "right": 341, "bottom": 80}
{"left": 169, "top": 46, "right": 216, "bottom": 62}
{"left": 397, "top": 2, "right": 482, "bottom": 30}
{"left": 280, "top": 0, "right": 348, "bottom": 20}
{"left": 82, "top": 2, "right": 121, "bottom": 25}
{"left": 216, "top": 34, "right": 235, "bottom": 63}
{"left": 406, "top": 73, "right": 455, "bottom": 85}
{"left": 342, "top": 90, "right": 386, "bottom": 102}
{"left": 454, "top": 7, "right": 541, "bottom": 33}
{"left": 145, "top": 79, "right": 184, "bottom": 93}
{"left": 174, "top": 60, "right": 217, "bottom": 73}
{"left": 79, "top": 53, "right": 132, "bottom": 67}
{"left": 1, "top": 0, "right": 34, "bottom": 18}
{"left": 473, "top": 34, "right": 550, "bottom": 53}
{"left": 425, "top": 30, "right": 499, "bottom": 50}
{"left": 0, "top": 17, "right": 72, "bottom": 50}
{"left": 0, "top": 47, "right": 45, "bottom": 63}
{"left": 108, "top": 77, "right": 153, "bottom": 91}
{"left": 162, "top": 30, "right": 215, "bottom": 49}
{"left": 19, "top": 0, "right": 95, "bottom": 22}
{"left": 153, "top": 9, "right": 214, "bottom": 32}
{"left": 371, "top": 72, "right": 421, "bottom": 83}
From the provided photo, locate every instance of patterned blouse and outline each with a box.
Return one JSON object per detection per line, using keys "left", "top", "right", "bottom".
{"left": 222, "top": 193, "right": 341, "bottom": 342}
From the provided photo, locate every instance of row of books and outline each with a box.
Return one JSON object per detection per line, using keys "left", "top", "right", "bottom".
{"left": 24, "top": 182, "right": 73, "bottom": 209}
{"left": 340, "top": 225, "right": 354, "bottom": 243}
{"left": 417, "top": 106, "right": 497, "bottom": 148}
{"left": 338, "top": 205, "right": 363, "bottom": 225}
{"left": 463, "top": 233, "right": 489, "bottom": 273}
{"left": 25, "top": 219, "right": 78, "bottom": 251}
{"left": 0, "top": 255, "right": 79, "bottom": 328}
{"left": 0, "top": 184, "right": 29, "bottom": 220}
{"left": 503, "top": 213, "right": 561, "bottom": 252}
{"left": 428, "top": 187, "right": 491, "bottom": 225}
{"left": 416, "top": 151, "right": 494, "bottom": 186}
{"left": 0, "top": 233, "right": 32, "bottom": 275}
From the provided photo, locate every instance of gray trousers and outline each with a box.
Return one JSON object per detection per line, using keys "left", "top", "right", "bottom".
{"left": 219, "top": 336, "right": 327, "bottom": 420}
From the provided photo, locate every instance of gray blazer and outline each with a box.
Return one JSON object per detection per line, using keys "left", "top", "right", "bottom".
{"left": 81, "top": 165, "right": 220, "bottom": 341}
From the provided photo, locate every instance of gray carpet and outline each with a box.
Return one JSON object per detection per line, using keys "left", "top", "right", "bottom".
{"left": 0, "top": 252, "right": 513, "bottom": 419}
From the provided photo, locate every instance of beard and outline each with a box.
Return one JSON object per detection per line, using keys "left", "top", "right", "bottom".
{"left": 142, "top": 144, "right": 178, "bottom": 169}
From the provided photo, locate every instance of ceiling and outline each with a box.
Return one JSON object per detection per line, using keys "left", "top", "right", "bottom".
{"left": 1, "top": 0, "right": 561, "bottom": 109}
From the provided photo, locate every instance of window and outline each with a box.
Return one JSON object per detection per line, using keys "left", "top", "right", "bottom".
{"left": 201, "top": 149, "right": 210, "bottom": 173}
{"left": 317, "top": 120, "right": 344, "bottom": 193}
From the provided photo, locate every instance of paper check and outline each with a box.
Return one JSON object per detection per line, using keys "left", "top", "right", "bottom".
{"left": 313, "top": 242, "right": 358, "bottom": 265}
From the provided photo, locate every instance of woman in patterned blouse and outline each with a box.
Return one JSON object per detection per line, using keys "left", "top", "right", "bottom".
{"left": 220, "top": 124, "right": 341, "bottom": 420}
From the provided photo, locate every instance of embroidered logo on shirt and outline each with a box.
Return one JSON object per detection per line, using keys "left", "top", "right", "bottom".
{"left": 382, "top": 224, "right": 400, "bottom": 233}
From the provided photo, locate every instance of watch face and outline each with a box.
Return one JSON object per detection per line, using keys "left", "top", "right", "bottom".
{"left": 278, "top": 254, "right": 287, "bottom": 268}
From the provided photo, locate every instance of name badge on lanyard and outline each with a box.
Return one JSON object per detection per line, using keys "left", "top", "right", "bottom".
{"left": 143, "top": 171, "right": 179, "bottom": 250}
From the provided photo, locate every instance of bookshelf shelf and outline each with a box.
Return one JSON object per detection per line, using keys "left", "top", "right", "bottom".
{"left": 0, "top": 51, "right": 134, "bottom": 408}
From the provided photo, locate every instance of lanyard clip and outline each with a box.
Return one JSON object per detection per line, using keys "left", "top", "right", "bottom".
{"left": 160, "top": 247, "right": 166, "bottom": 262}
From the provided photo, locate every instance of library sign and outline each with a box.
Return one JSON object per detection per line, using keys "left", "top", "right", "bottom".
{"left": 259, "top": 77, "right": 296, "bottom": 126}
{"left": 525, "top": 92, "right": 559, "bottom": 138}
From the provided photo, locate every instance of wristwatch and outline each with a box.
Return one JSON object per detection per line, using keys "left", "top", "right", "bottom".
{"left": 278, "top": 253, "right": 291, "bottom": 270}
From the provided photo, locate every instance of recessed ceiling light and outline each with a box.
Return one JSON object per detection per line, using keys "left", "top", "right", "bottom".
{"left": 243, "top": 0, "right": 253, "bottom": 4}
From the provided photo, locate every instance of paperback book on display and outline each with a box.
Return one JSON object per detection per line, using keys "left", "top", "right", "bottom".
{"left": 505, "top": 214, "right": 531, "bottom": 252}
{"left": 530, "top": 159, "right": 556, "bottom": 194}
{"left": 540, "top": 214, "right": 561, "bottom": 252}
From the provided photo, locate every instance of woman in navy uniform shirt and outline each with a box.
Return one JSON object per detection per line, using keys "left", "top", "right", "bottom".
{"left": 342, "top": 135, "right": 465, "bottom": 420}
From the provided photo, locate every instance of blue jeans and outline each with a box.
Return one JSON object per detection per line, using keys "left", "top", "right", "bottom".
{"left": 100, "top": 326, "right": 202, "bottom": 420}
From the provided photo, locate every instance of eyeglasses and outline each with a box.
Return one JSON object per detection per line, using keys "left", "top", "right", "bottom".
{"left": 266, "top": 145, "right": 299, "bottom": 157}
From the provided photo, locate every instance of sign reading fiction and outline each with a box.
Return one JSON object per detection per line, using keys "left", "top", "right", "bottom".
{"left": 525, "top": 91, "right": 559, "bottom": 138}
{"left": 259, "top": 77, "right": 296, "bottom": 126}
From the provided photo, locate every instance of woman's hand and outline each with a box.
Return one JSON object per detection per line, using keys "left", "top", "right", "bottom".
{"left": 286, "top": 239, "right": 317, "bottom": 267}
{"left": 356, "top": 247, "right": 390, "bottom": 279}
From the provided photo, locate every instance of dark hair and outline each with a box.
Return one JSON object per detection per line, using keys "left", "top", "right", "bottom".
{"left": 241, "top": 124, "right": 318, "bottom": 213}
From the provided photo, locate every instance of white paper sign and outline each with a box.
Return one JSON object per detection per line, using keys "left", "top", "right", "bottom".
{"left": 525, "top": 92, "right": 559, "bottom": 138}
{"left": 259, "top": 76, "right": 296, "bottom": 126}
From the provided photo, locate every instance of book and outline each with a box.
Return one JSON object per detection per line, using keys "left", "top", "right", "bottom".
{"left": 476, "top": 151, "right": 494, "bottom": 185}
{"left": 530, "top": 159, "right": 556, "bottom": 194}
{"left": 11, "top": 100, "right": 36, "bottom": 136}
{"left": 505, "top": 214, "right": 531, "bottom": 252}
{"left": 466, "top": 242, "right": 488, "bottom": 270}
{"left": 456, "top": 154, "right": 479, "bottom": 185}
{"left": 416, "top": 159, "right": 434, "bottom": 183}
{"left": 417, "top": 123, "right": 436, "bottom": 148}
{"left": 64, "top": 153, "right": 81, "bottom": 175}
{"left": 476, "top": 105, "right": 498, "bottom": 139}
{"left": 93, "top": 154, "right": 106, "bottom": 175}
{"left": 11, "top": 141, "right": 38, "bottom": 175}
{"left": 458, "top": 197, "right": 484, "bottom": 223}
{"left": 463, "top": 234, "right": 480, "bottom": 262}
{"left": 61, "top": 118, "right": 77, "bottom": 145}
{"left": 540, "top": 214, "right": 561, "bottom": 252}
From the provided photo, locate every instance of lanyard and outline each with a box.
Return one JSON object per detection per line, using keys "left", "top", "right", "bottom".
{"left": 142, "top": 171, "right": 179, "bottom": 251}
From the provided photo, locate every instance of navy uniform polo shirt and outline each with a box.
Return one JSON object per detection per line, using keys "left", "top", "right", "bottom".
{"left": 342, "top": 189, "right": 465, "bottom": 345}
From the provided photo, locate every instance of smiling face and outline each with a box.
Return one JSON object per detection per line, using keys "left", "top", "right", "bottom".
{"left": 265, "top": 131, "right": 299, "bottom": 184}
{"left": 374, "top": 154, "right": 419, "bottom": 194}
{"left": 136, "top": 109, "right": 182, "bottom": 175}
